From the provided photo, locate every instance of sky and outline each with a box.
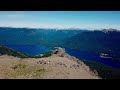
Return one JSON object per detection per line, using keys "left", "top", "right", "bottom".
{"left": 0, "top": 11, "right": 120, "bottom": 30}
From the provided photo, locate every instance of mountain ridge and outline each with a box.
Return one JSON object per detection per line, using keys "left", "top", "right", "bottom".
{"left": 0, "top": 45, "right": 100, "bottom": 79}
{"left": 0, "top": 26, "right": 120, "bottom": 31}
{"left": 1, "top": 27, "right": 120, "bottom": 60}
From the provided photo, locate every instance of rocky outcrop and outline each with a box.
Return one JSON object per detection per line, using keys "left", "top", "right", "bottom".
{"left": 53, "top": 47, "right": 67, "bottom": 57}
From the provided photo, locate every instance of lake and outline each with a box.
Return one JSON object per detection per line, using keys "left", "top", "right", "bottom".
{"left": 65, "top": 48, "right": 120, "bottom": 69}
{"left": 5, "top": 45, "right": 52, "bottom": 55}
{"left": 4, "top": 45, "right": 120, "bottom": 69}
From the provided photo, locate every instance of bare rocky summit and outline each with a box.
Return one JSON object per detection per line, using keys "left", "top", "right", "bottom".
{"left": 0, "top": 47, "right": 101, "bottom": 79}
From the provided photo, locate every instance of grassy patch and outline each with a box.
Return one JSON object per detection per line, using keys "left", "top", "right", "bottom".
{"left": 29, "top": 52, "right": 52, "bottom": 58}
{"left": 11, "top": 64, "right": 26, "bottom": 70}
{"left": 36, "top": 69, "right": 46, "bottom": 72}
{"left": 35, "top": 69, "right": 46, "bottom": 78}
{"left": 8, "top": 63, "right": 47, "bottom": 79}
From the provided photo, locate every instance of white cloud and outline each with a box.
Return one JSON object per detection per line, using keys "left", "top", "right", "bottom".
{"left": 0, "top": 12, "right": 26, "bottom": 19}
{"left": 6, "top": 14, "right": 25, "bottom": 18}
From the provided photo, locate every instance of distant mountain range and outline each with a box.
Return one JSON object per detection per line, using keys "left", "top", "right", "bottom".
{"left": 63, "top": 30, "right": 120, "bottom": 59}
{"left": 0, "top": 27, "right": 120, "bottom": 59}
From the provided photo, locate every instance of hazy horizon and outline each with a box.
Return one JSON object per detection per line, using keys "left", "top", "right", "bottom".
{"left": 0, "top": 11, "right": 120, "bottom": 30}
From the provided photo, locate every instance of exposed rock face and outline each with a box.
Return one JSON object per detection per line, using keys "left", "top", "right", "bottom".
{"left": 53, "top": 47, "right": 67, "bottom": 57}
{"left": 53, "top": 47, "right": 77, "bottom": 60}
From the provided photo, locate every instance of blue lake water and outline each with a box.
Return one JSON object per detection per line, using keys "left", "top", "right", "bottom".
{"left": 4, "top": 45, "right": 120, "bottom": 69}
{"left": 5, "top": 45, "right": 52, "bottom": 55}
{"left": 65, "top": 48, "right": 120, "bottom": 69}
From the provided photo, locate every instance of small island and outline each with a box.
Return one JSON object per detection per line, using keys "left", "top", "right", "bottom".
{"left": 100, "top": 53, "right": 112, "bottom": 59}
